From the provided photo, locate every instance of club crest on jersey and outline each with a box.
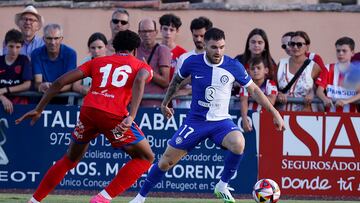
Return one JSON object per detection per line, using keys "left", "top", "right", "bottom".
{"left": 205, "top": 86, "right": 216, "bottom": 102}
{"left": 220, "top": 75, "right": 229, "bottom": 85}
{"left": 175, "top": 136, "right": 183, "bottom": 144}
{"left": 111, "top": 124, "right": 126, "bottom": 140}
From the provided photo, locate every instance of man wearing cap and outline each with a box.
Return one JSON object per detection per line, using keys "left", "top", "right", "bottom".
{"left": 3, "top": 5, "right": 45, "bottom": 59}
{"left": 106, "top": 8, "right": 130, "bottom": 55}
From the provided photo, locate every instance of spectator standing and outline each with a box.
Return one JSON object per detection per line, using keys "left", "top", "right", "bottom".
{"left": 107, "top": 8, "right": 130, "bottom": 55}
{"left": 240, "top": 57, "right": 277, "bottom": 132}
{"left": 235, "top": 28, "right": 276, "bottom": 80}
{"left": 277, "top": 31, "right": 322, "bottom": 112}
{"left": 159, "top": 13, "right": 187, "bottom": 82}
{"left": 136, "top": 18, "right": 171, "bottom": 107}
{"left": 280, "top": 32, "right": 295, "bottom": 57}
{"left": 31, "top": 24, "right": 77, "bottom": 104}
{"left": 73, "top": 32, "right": 108, "bottom": 101}
{"left": 171, "top": 16, "right": 213, "bottom": 108}
{"left": 0, "top": 29, "right": 33, "bottom": 114}
{"left": 3, "top": 5, "right": 45, "bottom": 59}
{"left": 233, "top": 28, "right": 277, "bottom": 109}
{"left": 280, "top": 31, "right": 328, "bottom": 109}
{"left": 317, "top": 37, "right": 359, "bottom": 112}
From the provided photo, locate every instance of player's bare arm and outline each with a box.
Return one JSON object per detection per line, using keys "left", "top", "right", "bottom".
{"left": 119, "top": 69, "right": 150, "bottom": 133}
{"left": 240, "top": 95, "right": 252, "bottom": 132}
{"left": 247, "top": 83, "right": 285, "bottom": 131}
{"left": 161, "top": 74, "right": 184, "bottom": 119}
{"left": 15, "top": 69, "right": 84, "bottom": 125}
{"left": 151, "top": 66, "right": 170, "bottom": 88}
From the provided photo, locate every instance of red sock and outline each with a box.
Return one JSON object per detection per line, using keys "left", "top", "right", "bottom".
{"left": 33, "top": 155, "right": 78, "bottom": 201}
{"left": 105, "top": 159, "right": 151, "bottom": 198}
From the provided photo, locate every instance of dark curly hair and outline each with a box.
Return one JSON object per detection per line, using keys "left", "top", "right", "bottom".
{"left": 204, "top": 27, "right": 225, "bottom": 41}
{"left": 159, "top": 13, "right": 182, "bottom": 29}
{"left": 190, "top": 16, "right": 212, "bottom": 31}
{"left": 112, "top": 30, "right": 140, "bottom": 52}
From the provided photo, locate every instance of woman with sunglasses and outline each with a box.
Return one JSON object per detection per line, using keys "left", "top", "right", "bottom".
{"left": 277, "top": 31, "right": 322, "bottom": 112}
{"left": 72, "top": 32, "right": 108, "bottom": 103}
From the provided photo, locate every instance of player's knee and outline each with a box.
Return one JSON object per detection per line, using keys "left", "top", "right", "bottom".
{"left": 137, "top": 151, "right": 155, "bottom": 163}
{"left": 228, "top": 136, "right": 245, "bottom": 154}
{"left": 158, "top": 154, "right": 175, "bottom": 171}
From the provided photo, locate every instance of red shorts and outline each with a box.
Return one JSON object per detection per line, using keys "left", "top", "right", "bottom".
{"left": 72, "top": 106, "right": 145, "bottom": 148}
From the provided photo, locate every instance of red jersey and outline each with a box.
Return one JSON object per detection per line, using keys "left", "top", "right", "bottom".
{"left": 306, "top": 52, "right": 328, "bottom": 88}
{"left": 79, "top": 54, "right": 153, "bottom": 116}
{"left": 239, "top": 79, "right": 278, "bottom": 111}
{"left": 169, "top": 45, "right": 187, "bottom": 81}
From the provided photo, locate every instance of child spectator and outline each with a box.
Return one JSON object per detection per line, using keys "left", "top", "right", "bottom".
{"left": 240, "top": 56, "right": 278, "bottom": 132}
{"left": 0, "top": 29, "right": 33, "bottom": 114}
{"left": 316, "top": 37, "right": 359, "bottom": 112}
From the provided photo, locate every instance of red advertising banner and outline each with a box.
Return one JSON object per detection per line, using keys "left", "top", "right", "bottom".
{"left": 258, "top": 111, "right": 360, "bottom": 197}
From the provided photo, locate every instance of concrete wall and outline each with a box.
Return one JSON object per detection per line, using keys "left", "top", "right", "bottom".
{"left": 0, "top": 6, "right": 359, "bottom": 65}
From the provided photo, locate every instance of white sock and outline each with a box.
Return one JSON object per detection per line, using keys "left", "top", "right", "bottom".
{"left": 135, "top": 193, "right": 146, "bottom": 201}
{"left": 100, "top": 190, "right": 112, "bottom": 200}
{"left": 30, "top": 197, "right": 40, "bottom": 203}
{"left": 217, "top": 179, "right": 228, "bottom": 189}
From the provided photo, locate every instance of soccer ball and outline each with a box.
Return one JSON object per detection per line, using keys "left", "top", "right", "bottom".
{"left": 252, "top": 179, "right": 281, "bottom": 203}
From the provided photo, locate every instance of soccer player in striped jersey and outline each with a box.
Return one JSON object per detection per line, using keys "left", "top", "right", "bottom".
{"left": 130, "top": 28, "right": 285, "bottom": 203}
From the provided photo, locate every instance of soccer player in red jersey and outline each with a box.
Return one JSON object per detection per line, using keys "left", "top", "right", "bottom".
{"left": 16, "top": 30, "right": 154, "bottom": 203}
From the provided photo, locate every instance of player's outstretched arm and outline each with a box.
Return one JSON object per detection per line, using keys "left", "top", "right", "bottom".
{"left": 161, "top": 74, "right": 184, "bottom": 119}
{"left": 15, "top": 69, "right": 84, "bottom": 125}
{"left": 247, "top": 83, "right": 285, "bottom": 131}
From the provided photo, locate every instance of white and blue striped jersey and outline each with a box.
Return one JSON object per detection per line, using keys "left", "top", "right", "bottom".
{"left": 178, "top": 53, "right": 252, "bottom": 121}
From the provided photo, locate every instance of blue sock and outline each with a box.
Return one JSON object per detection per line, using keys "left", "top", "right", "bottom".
{"left": 139, "top": 163, "right": 166, "bottom": 197}
{"left": 221, "top": 151, "right": 243, "bottom": 183}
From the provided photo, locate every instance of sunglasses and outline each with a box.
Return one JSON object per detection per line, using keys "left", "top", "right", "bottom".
{"left": 281, "top": 44, "right": 287, "bottom": 50}
{"left": 288, "top": 41, "right": 307, "bottom": 48}
{"left": 112, "top": 19, "right": 128, "bottom": 25}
